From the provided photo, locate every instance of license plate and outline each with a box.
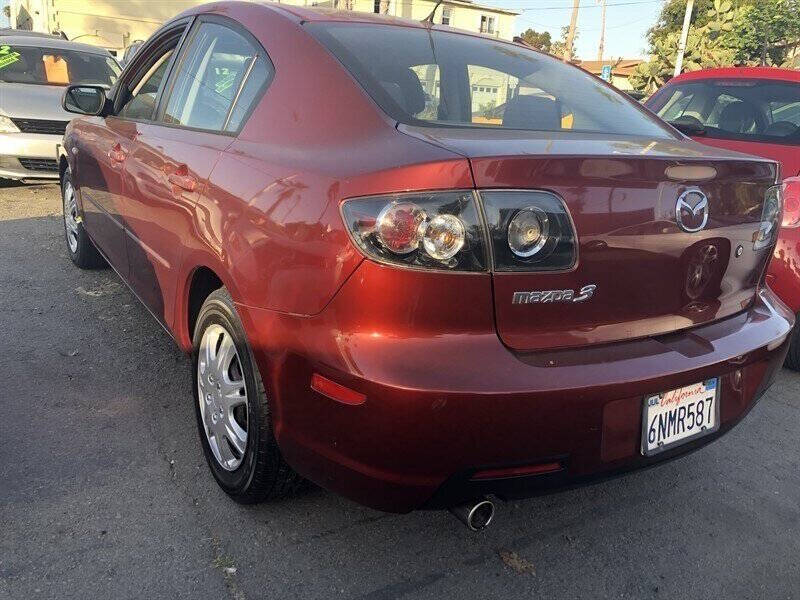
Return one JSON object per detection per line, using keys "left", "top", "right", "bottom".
{"left": 641, "top": 378, "right": 720, "bottom": 456}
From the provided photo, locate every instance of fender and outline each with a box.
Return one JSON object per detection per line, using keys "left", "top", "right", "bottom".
{"left": 174, "top": 251, "right": 246, "bottom": 352}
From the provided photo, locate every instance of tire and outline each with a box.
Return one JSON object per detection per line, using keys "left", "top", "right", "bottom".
{"left": 784, "top": 316, "right": 800, "bottom": 371}
{"left": 62, "top": 168, "right": 105, "bottom": 269}
{"left": 192, "top": 288, "right": 302, "bottom": 503}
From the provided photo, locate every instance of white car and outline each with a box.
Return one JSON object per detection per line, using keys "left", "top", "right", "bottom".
{"left": 0, "top": 35, "right": 120, "bottom": 182}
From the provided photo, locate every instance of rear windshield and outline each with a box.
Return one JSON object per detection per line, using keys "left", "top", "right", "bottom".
{"left": 0, "top": 44, "right": 120, "bottom": 86}
{"left": 651, "top": 79, "right": 800, "bottom": 145}
{"left": 306, "top": 23, "right": 671, "bottom": 138}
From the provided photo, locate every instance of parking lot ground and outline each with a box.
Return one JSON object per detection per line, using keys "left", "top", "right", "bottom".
{"left": 1, "top": 182, "right": 799, "bottom": 600}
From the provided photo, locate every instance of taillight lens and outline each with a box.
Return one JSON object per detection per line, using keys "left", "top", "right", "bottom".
{"left": 341, "top": 191, "right": 487, "bottom": 271}
{"left": 480, "top": 190, "right": 577, "bottom": 271}
{"left": 754, "top": 185, "right": 783, "bottom": 250}
{"left": 507, "top": 207, "right": 549, "bottom": 258}
{"left": 375, "top": 202, "right": 426, "bottom": 254}
{"left": 341, "top": 190, "right": 577, "bottom": 272}
{"left": 781, "top": 178, "right": 800, "bottom": 228}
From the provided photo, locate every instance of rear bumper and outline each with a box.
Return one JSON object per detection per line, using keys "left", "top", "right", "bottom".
{"left": 423, "top": 366, "right": 779, "bottom": 509}
{"left": 0, "top": 133, "right": 62, "bottom": 180}
{"left": 237, "top": 263, "right": 793, "bottom": 513}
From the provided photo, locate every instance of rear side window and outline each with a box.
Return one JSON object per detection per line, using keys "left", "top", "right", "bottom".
{"left": 652, "top": 80, "right": 800, "bottom": 144}
{"left": 306, "top": 23, "right": 670, "bottom": 138}
{"left": 160, "top": 21, "right": 269, "bottom": 132}
{"left": 225, "top": 55, "right": 269, "bottom": 132}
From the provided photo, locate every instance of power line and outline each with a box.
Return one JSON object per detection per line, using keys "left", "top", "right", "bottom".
{"left": 515, "top": 13, "right": 651, "bottom": 32}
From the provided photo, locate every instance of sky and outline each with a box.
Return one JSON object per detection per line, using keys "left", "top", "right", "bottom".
{"left": 480, "top": 0, "right": 666, "bottom": 60}
{"left": 1, "top": 0, "right": 8, "bottom": 28}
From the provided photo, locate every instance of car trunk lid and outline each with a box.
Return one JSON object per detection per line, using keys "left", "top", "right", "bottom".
{"left": 686, "top": 135, "right": 800, "bottom": 179}
{"left": 400, "top": 127, "right": 778, "bottom": 351}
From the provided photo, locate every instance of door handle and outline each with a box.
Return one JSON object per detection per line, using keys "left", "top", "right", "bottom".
{"left": 166, "top": 163, "right": 196, "bottom": 193}
{"left": 168, "top": 172, "right": 197, "bottom": 192}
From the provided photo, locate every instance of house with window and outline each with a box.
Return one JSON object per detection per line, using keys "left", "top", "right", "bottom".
{"left": 323, "top": 0, "right": 517, "bottom": 39}
{"left": 8, "top": 0, "right": 518, "bottom": 57}
{"left": 574, "top": 59, "right": 645, "bottom": 91}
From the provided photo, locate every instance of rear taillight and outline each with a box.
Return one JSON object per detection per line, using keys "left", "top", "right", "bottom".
{"left": 341, "top": 190, "right": 578, "bottom": 272}
{"left": 781, "top": 178, "right": 800, "bottom": 229}
{"left": 754, "top": 185, "right": 783, "bottom": 250}
{"left": 480, "top": 190, "right": 577, "bottom": 271}
{"left": 340, "top": 191, "right": 487, "bottom": 271}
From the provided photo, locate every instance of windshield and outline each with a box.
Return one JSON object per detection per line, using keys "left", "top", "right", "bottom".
{"left": 306, "top": 23, "right": 671, "bottom": 138}
{"left": 0, "top": 44, "right": 121, "bottom": 86}
{"left": 652, "top": 79, "right": 800, "bottom": 145}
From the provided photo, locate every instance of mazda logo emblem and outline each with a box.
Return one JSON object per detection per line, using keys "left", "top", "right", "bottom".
{"left": 675, "top": 189, "right": 709, "bottom": 233}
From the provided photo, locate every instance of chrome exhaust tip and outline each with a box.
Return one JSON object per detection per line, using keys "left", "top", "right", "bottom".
{"left": 449, "top": 498, "right": 495, "bottom": 531}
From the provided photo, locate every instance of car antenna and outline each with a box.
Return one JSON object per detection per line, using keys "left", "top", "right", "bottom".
{"left": 422, "top": 0, "right": 443, "bottom": 25}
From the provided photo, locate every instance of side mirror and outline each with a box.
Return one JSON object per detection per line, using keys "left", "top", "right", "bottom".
{"left": 62, "top": 85, "right": 108, "bottom": 116}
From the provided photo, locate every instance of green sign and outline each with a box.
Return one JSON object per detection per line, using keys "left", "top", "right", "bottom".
{"left": 0, "top": 45, "right": 21, "bottom": 69}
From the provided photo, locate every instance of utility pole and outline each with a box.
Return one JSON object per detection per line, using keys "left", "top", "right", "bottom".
{"left": 564, "top": 0, "right": 579, "bottom": 61}
{"left": 597, "top": 0, "right": 607, "bottom": 61}
{"left": 674, "top": 0, "right": 695, "bottom": 77}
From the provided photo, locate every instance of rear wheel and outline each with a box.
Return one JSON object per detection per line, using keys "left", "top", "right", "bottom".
{"left": 784, "top": 317, "right": 800, "bottom": 371}
{"left": 192, "top": 288, "right": 302, "bottom": 503}
{"left": 62, "top": 168, "right": 105, "bottom": 269}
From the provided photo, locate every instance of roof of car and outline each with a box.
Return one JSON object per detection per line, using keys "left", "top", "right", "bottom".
{"left": 0, "top": 27, "right": 61, "bottom": 39}
{"left": 671, "top": 66, "right": 800, "bottom": 84}
{"left": 0, "top": 34, "right": 112, "bottom": 56}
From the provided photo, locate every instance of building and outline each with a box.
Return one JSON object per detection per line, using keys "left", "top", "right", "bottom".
{"left": 574, "top": 58, "right": 645, "bottom": 91}
{"left": 8, "top": 0, "right": 518, "bottom": 57}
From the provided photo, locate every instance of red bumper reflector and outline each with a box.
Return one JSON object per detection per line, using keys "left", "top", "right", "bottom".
{"left": 471, "top": 462, "right": 563, "bottom": 481}
{"left": 310, "top": 373, "right": 366, "bottom": 406}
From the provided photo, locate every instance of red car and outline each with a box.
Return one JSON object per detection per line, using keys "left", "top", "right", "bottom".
{"left": 646, "top": 67, "right": 800, "bottom": 368}
{"left": 59, "top": 3, "right": 792, "bottom": 530}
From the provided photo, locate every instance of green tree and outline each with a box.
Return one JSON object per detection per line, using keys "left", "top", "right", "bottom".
{"left": 729, "top": 0, "right": 800, "bottom": 66}
{"left": 647, "top": 0, "right": 715, "bottom": 46}
{"left": 551, "top": 26, "right": 577, "bottom": 61}
{"left": 478, "top": 100, "right": 497, "bottom": 117}
{"left": 631, "top": 0, "right": 800, "bottom": 93}
{"left": 517, "top": 28, "right": 552, "bottom": 53}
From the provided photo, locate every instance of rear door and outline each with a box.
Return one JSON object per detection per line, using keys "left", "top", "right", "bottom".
{"left": 121, "top": 17, "right": 272, "bottom": 327}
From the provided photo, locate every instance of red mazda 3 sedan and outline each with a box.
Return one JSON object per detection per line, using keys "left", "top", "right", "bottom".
{"left": 59, "top": 2, "right": 792, "bottom": 526}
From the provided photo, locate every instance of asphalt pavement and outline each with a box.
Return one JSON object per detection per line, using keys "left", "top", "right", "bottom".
{"left": 1, "top": 181, "right": 798, "bottom": 600}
